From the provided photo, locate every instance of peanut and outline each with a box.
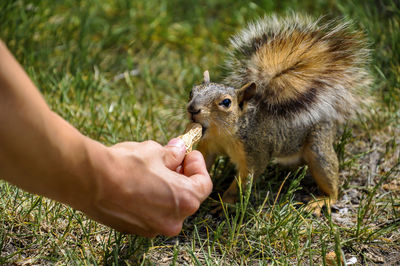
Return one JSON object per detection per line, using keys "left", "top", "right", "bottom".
{"left": 178, "top": 123, "right": 202, "bottom": 154}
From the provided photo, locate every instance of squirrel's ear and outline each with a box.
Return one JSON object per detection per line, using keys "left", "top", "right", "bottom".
{"left": 203, "top": 70, "right": 210, "bottom": 84}
{"left": 238, "top": 82, "right": 256, "bottom": 105}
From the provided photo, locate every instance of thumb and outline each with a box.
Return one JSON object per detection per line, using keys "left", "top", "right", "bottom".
{"left": 163, "top": 138, "right": 186, "bottom": 170}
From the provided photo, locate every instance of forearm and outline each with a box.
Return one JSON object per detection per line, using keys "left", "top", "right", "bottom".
{"left": 0, "top": 41, "right": 213, "bottom": 236}
{"left": 0, "top": 40, "right": 97, "bottom": 208}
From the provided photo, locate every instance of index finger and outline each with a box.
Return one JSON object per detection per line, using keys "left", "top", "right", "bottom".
{"left": 182, "top": 150, "right": 213, "bottom": 201}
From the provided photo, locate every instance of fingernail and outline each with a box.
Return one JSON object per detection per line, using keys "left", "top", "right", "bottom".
{"left": 167, "top": 138, "right": 186, "bottom": 152}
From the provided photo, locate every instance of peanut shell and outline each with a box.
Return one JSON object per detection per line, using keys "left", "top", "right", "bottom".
{"left": 178, "top": 123, "right": 202, "bottom": 154}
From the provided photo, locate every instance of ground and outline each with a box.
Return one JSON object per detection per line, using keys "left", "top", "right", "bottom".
{"left": 0, "top": 0, "right": 399, "bottom": 264}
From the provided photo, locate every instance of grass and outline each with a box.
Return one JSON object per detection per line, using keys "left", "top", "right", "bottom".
{"left": 1, "top": 0, "right": 399, "bottom": 264}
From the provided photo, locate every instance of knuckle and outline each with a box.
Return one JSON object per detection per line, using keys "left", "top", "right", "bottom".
{"left": 142, "top": 140, "right": 164, "bottom": 159}
{"left": 179, "top": 192, "right": 200, "bottom": 215}
{"left": 205, "top": 175, "right": 213, "bottom": 193}
{"left": 160, "top": 220, "right": 183, "bottom": 237}
{"left": 143, "top": 140, "right": 161, "bottom": 149}
{"left": 167, "top": 148, "right": 180, "bottom": 162}
{"left": 190, "top": 150, "right": 206, "bottom": 162}
{"left": 189, "top": 150, "right": 202, "bottom": 157}
{"left": 131, "top": 152, "right": 147, "bottom": 168}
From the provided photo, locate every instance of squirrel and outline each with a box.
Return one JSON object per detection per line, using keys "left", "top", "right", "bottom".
{"left": 186, "top": 14, "right": 372, "bottom": 210}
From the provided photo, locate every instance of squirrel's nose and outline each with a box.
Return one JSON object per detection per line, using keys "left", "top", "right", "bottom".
{"left": 187, "top": 103, "right": 201, "bottom": 115}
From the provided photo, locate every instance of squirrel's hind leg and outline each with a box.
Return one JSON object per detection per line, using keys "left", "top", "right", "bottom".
{"left": 222, "top": 166, "right": 257, "bottom": 204}
{"left": 303, "top": 121, "right": 339, "bottom": 215}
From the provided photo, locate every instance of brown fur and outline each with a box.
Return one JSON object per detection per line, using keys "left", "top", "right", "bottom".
{"left": 187, "top": 14, "right": 372, "bottom": 211}
{"left": 225, "top": 14, "right": 372, "bottom": 125}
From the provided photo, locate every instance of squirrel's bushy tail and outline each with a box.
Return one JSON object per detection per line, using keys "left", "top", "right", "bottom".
{"left": 224, "top": 13, "right": 372, "bottom": 126}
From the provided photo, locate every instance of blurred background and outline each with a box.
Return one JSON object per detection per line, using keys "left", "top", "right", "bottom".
{"left": 1, "top": 0, "right": 398, "bottom": 144}
{"left": 0, "top": 0, "right": 399, "bottom": 264}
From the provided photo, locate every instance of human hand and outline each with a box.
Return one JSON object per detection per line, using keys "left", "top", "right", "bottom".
{"left": 0, "top": 41, "right": 212, "bottom": 238}
{"left": 84, "top": 138, "right": 212, "bottom": 237}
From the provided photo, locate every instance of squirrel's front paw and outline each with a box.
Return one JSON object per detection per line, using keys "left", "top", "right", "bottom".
{"left": 304, "top": 196, "right": 336, "bottom": 216}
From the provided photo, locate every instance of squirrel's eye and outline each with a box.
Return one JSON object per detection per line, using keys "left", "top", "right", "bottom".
{"left": 219, "top": 98, "right": 231, "bottom": 108}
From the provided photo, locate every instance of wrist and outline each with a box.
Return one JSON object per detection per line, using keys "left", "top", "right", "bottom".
{"left": 41, "top": 111, "right": 103, "bottom": 212}
{"left": 63, "top": 135, "right": 107, "bottom": 212}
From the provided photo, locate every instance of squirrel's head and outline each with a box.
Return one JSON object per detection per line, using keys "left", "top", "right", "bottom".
{"left": 187, "top": 70, "right": 256, "bottom": 139}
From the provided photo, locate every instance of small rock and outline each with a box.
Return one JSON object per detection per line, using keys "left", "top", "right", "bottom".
{"left": 339, "top": 207, "right": 349, "bottom": 214}
{"left": 347, "top": 256, "right": 357, "bottom": 265}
